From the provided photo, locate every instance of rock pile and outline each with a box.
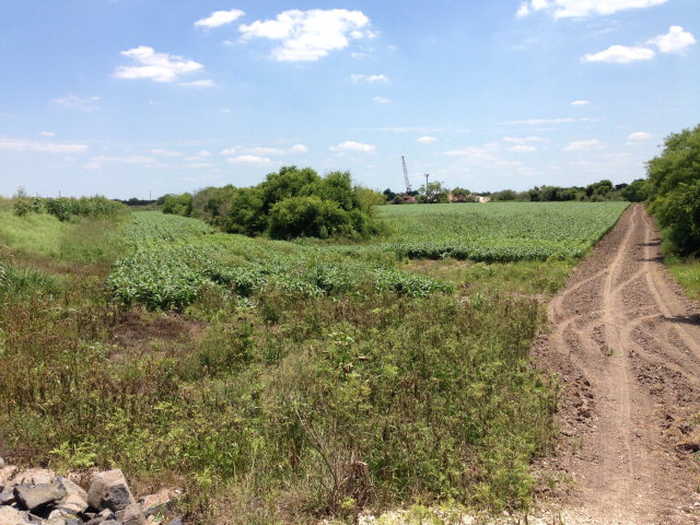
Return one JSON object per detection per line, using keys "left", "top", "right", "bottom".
{"left": 0, "top": 458, "right": 181, "bottom": 525}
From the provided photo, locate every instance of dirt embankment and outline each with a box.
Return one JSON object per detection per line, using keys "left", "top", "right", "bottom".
{"left": 536, "top": 204, "right": 700, "bottom": 524}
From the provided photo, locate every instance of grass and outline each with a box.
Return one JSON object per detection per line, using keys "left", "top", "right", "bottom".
{"left": 666, "top": 256, "right": 700, "bottom": 301}
{"left": 0, "top": 203, "right": 589, "bottom": 524}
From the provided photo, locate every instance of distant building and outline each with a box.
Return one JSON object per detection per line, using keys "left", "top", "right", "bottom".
{"left": 478, "top": 196, "right": 492, "bottom": 204}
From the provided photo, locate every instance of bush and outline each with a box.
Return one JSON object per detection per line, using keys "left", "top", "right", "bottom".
{"left": 162, "top": 193, "right": 193, "bottom": 216}
{"left": 652, "top": 181, "right": 700, "bottom": 256}
{"left": 269, "top": 196, "right": 352, "bottom": 240}
{"left": 647, "top": 124, "right": 700, "bottom": 255}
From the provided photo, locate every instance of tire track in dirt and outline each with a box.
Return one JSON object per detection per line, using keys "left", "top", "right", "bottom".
{"left": 536, "top": 205, "right": 700, "bottom": 524}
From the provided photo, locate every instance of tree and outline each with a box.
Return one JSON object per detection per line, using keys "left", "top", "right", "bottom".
{"left": 419, "top": 181, "right": 449, "bottom": 204}
{"left": 622, "top": 179, "right": 649, "bottom": 202}
{"left": 269, "top": 196, "right": 351, "bottom": 239}
{"left": 647, "top": 124, "right": 700, "bottom": 255}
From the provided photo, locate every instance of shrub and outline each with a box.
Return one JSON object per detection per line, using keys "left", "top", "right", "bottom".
{"left": 269, "top": 196, "right": 352, "bottom": 240}
{"left": 647, "top": 124, "right": 700, "bottom": 255}
{"left": 162, "top": 193, "right": 193, "bottom": 216}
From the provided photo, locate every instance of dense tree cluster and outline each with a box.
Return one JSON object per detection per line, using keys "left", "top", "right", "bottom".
{"left": 647, "top": 124, "right": 700, "bottom": 256}
{"left": 161, "top": 167, "right": 385, "bottom": 240}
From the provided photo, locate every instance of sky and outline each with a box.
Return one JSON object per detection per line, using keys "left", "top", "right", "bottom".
{"left": 0, "top": 0, "right": 698, "bottom": 199}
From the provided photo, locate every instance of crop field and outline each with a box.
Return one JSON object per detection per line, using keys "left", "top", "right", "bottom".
{"left": 0, "top": 202, "right": 618, "bottom": 524}
{"left": 374, "top": 201, "right": 630, "bottom": 261}
{"left": 110, "top": 212, "right": 452, "bottom": 310}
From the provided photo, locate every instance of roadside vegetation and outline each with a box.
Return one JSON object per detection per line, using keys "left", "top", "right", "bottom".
{"left": 644, "top": 124, "right": 700, "bottom": 299}
{"left": 0, "top": 188, "right": 631, "bottom": 523}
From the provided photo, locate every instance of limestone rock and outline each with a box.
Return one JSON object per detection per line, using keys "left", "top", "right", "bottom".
{"left": 14, "top": 481, "right": 67, "bottom": 511}
{"left": 11, "top": 469, "right": 57, "bottom": 487}
{"left": 0, "top": 466, "right": 19, "bottom": 489}
{"left": 87, "top": 470, "right": 135, "bottom": 512}
{"left": 0, "top": 505, "right": 32, "bottom": 525}
{"left": 55, "top": 478, "right": 88, "bottom": 515}
{"left": 139, "top": 488, "right": 178, "bottom": 517}
{"left": 117, "top": 502, "right": 146, "bottom": 525}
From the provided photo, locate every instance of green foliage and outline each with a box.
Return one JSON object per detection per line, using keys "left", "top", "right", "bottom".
{"left": 373, "top": 202, "right": 629, "bottom": 262}
{"left": 162, "top": 193, "right": 194, "bottom": 216}
{"left": 269, "top": 196, "right": 353, "bottom": 240}
{"left": 666, "top": 256, "right": 700, "bottom": 301}
{"left": 108, "top": 212, "right": 450, "bottom": 310}
{"left": 647, "top": 124, "right": 700, "bottom": 256}
{"left": 173, "top": 167, "right": 384, "bottom": 240}
{"left": 418, "top": 181, "right": 449, "bottom": 204}
{"left": 622, "top": 179, "right": 649, "bottom": 202}
{"left": 11, "top": 196, "right": 124, "bottom": 222}
{"left": 652, "top": 181, "right": 700, "bottom": 256}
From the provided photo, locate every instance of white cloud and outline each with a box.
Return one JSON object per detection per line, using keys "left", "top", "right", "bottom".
{"left": 330, "top": 141, "right": 376, "bottom": 153}
{"left": 517, "top": 0, "right": 668, "bottom": 19}
{"left": 444, "top": 146, "right": 498, "bottom": 160}
{"left": 509, "top": 145, "right": 538, "bottom": 152}
{"left": 289, "top": 144, "right": 309, "bottom": 153}
{"left": 627, "top": 131, "right": 653, "bottom": 142}
{"left": 195, "top": 9, "right": 245, "bottom": 29}
{"left": 151, "top": 149, "right": 183, "bottom": 157}
{"left": 582, "top": 45, "right": 655, "bottom": 63}
{"left": 239, "top": 9, "right": 375, "bottom": 62}
{"left": 372, "top": 96, "right": 392, "bottom": 104}
{"left": 571, "top": 100, "right": 591, "bottom": 106}
{"left": 503, "top": 136, "right": 547, "bottom": 143}
{"left": 178, "top": 79, "right": 216, "bottom": 88}
{"left": 0, "top": 138, "right": 88, "bottom": 154}
{"left": 39, "top": 131, "right": 56, "bottom": 137}
{"left": 648, "top": 26, "right": 697, "bottom": 54}
{"left": 352, "top": 74, "right": 389, "bottom": 84}
{"left": 52, "top": 95, "right": 101, "bottom": 112}
{"left": 564, "top": 139, "right": 606, "bottom": 151}
{"left": 114, "top": 46, "right": 204, "bottom": 83}
{"left": 83, "top": 155, "right": 158, "bottom": 170}
{"left": 503, "top": 117, "right": 592, "bottom": 125}
{"left": 417, "top": 136, "right": 438, "bottom": 144}
{"left": 227, "top": 155, "right": 272, "bottom": 165}
{"left": 221, "top": 144, "right": 308, "bottom": 156}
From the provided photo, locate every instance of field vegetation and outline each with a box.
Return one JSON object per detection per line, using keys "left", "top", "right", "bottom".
{"left": 0, "top": 192, "right": 633, "bottom": 524}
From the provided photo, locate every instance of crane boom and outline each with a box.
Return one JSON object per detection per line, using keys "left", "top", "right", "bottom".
{"left": 401, "top": 156, "right": 413, "bottom": 193}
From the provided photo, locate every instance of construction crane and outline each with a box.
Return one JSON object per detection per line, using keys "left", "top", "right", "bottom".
{"left": 401, "top": 156, "right": 413, "bottom": 194}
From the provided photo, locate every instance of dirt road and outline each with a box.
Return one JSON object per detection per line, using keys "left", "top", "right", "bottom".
{"left": 539, "top": 204, "right": 700, "bottom": 524}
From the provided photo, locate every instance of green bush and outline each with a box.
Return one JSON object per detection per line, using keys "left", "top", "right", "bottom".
{"left": 269, "top": 196, "right": 352, "bottom": 240}
{"left": 647, "top": 124, "right": 700, "bottom": 256}
{"left": 162, "top": 193, "right": 193, "bottom": 216}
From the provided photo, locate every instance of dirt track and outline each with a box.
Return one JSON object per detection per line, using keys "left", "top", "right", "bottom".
{"left": 539, "top": 204, "right": 700, "bottom": 524}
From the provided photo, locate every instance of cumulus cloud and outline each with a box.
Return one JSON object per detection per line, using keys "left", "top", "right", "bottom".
{"left": 351, "top": 74, "right": 390, "bottom": 84}
{"left": 83, "top": 155, "right": 159, "bottom": 170}
{"left": 627, "top": 131, "right": 653, "bottom": 142}
{"left": 114, "top": 46, "right": 204, "bottom": 83}
{"left": 221, "top": 144, "right": 309, "bottom": 156}
{"left": 52, "top": 95, "right": 101, "bottom": 112}
{"left": 330, "top": 141, "right": 376, "bottom": 153}
{"left": 372, "top": 96, "right": 392, "bottom": 104}
{"left": 648, "top": 26, "right": 697, "bottom": 53}
{"left": 239, "top": 9, "right": 376, "bottom": 62}
{"left": 417, "top": 136, "right": 438, "bottom": 144}
{"left": 503, "top": 117, "right": 592, "bottom": 125}
{"left": 195, "top": 9, "right": 245, "bottom": 29}
{"left": 571, "top": 100, "right": 591, "bottom": 106}
{"left": 564, "top": 139, "right": 606, "bottom": 151}
{"left": 509, "top": 145, "right": 538, "bottom": 152}
{"left": 582, "top": 45, "right": 655, "bottom": 63}
{"left": 517, "top": 0, "right": 668, "bottom": 19}
{"left": 151, "top": 149, "right": 183, "bottom": 157}
{"left": 178, "top": 79, "right": 216, "bottom": 88}
{"left": 0, "top": 138, "right": 88, "bottom": 154}
{"left": 39, "top": 131, "right": 56, "bottom": 137}
{"left": 227, "top": 155, "right": 272, "bottom": 165}
{"left": 503, "top": 136, "right": 547, "bottom": 144}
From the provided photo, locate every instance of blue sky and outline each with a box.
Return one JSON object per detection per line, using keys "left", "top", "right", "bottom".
{"left": 1, "top": 0, "right": 698, "bottom": 198}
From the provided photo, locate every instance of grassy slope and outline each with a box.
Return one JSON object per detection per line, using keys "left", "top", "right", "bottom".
{"left": 0, "top": 205, "right": 620, "bottom": 524}
{"left": 666, "top": 257, "right": 700, "bottom": 301}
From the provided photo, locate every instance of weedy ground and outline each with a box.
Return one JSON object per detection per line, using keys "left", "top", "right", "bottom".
{"left": 666, "top": 256, "right": 700, "bottom": 301}
{"left": 0, "top": 202, "right": 624, "bottom": 524}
